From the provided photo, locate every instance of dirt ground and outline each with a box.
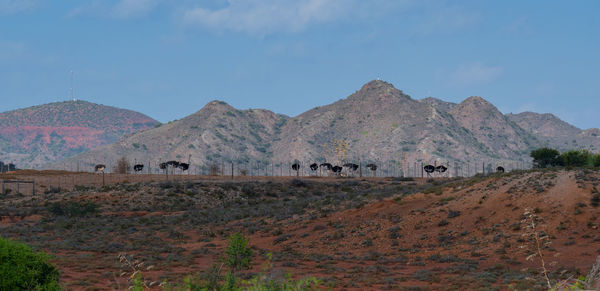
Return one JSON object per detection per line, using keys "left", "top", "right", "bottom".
{"left": 0, "top": 169, "right": 599, "bottom": 290}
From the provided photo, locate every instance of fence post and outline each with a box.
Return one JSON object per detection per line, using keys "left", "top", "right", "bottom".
{"left": 32, "top": 181, "right": 35, "bottom": 195}
{"left": 359, "top": 160, "right": 362, "bottom": 178}
{"left": 231, "top": 162, "right": 234, "bottom": 180}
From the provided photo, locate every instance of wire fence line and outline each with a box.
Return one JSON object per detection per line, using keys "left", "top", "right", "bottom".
{"left": 55, "top": 159, "right": 533, "bottom": 178}
{"left": 1, "top": 159, "right": 532, "bottom": 196}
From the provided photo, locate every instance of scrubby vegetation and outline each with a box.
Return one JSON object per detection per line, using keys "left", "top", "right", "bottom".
{"left": 0, "top": 236, "right": 60, "bottom": 290}
{"left": 531, "top": 147, "right": 600, "bottom": 168}
{"left": 1, "top": 171, "right": 599, "bottom": 289}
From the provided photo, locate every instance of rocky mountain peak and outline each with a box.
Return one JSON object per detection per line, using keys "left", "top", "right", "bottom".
{"left": 347, "top": 80, "right": 411, "bottom": 105}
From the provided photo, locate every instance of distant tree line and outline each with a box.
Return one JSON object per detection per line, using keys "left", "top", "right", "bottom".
{"left": 530, "top": 147, "right": 600, "bottom": 168}
{"left": 0, "top": 161, "right": 16, "bottom": 173}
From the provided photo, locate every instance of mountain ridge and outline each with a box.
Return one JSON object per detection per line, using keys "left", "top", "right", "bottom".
{"left": 57, "top": 80, "right": 600, "bottom": 173}
{"left": 24, "top": 80, "right": 600, "bottom": 171}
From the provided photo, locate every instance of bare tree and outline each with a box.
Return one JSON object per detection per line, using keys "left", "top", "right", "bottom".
{"left": 209, "top": 163, "right": 220, "bottom": 176}
{"left": 114, "top": 156, "right": 130, "bottom": 174}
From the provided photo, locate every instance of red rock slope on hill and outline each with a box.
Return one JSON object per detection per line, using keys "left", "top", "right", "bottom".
{"left": 0, "top": 100, "right": 159, "bottom": 168}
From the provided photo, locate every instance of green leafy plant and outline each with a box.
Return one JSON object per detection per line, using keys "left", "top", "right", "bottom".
{"left": 0, "top": 236, "right": 61, "bottom": 290}
{"left": 47, "top": 201, "right": 99, "bottom": 217}
{"left": 530, "top": 148, "right": 561, "bottom": 168}
{"left": 224, "top": 233, "right": 253, "bottom": 275}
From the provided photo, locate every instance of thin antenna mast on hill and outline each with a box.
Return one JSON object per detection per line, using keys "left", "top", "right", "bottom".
{"left": 69, "top": 70, "right": 76, "bottom": 101}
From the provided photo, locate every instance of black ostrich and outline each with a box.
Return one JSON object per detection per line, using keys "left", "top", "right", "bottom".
{"left": 343, "top": 163, "right": 359, "bottom": 172}
{"left": 496, "top": 166, "right": 505, "bottom": 173}
{"left": 435, "top": 165, "right": 447, "bottom": 173}
{"left": 291, "top": 163, "right": 300, "bottom": 171}
{"left": 133, "top": 164, "right": 144, "bottom": 172}
{"left": 366, "top": 163, "right": 378, "bottom": 171}
{"left": 94, "top": 164, "right": 106, "bottom": 173}
{"left": 331, "top": 165, "right": 343, "bottom": 173}
{"left": 166, "top": 160, "right": 180, "bottom": 167}
{"left": 424, "top": 165, "right": 435, "bottom": 174}
{"left": 309, "top": 163, "right": 319, "bottom": 171}
{"left": 178, "top": 163, "right": 190, "bottom": 172}
{"left": 319, "top": 163, "right": 332, "bottom": 171}
{"left": 291, "top": 162, "right": 300, "bottom": 176}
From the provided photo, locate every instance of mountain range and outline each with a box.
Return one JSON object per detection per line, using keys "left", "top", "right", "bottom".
{"left": 46, "top": 80, "right": 600, "bottom": 172}
{"left": 0, "top": 100, "right": 159, "bottom": 168}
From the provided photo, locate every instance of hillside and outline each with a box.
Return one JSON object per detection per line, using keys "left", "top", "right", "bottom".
{"left": 62, "top": 100, "right": 288, "bottom": 170}
{"left": 0, "top": 100, "right": 159, "bottom": 168}
{"left": 507, "top": 112, "right": 600, "bottom": 152}
{"left": 61, "top": 80, "right": 599, "bottom": 172}
{"left": 0, "top": 169, "right": 598, "bottom": 289}
{"left": 270, "top": 81, "right": 491, "bottom": 164}
{"left": 448, "top": 97, "right": 540, "bottom": 159}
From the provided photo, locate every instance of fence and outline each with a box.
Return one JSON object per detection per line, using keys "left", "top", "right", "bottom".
{"left": 55, "top": 159, "right": 533, "bottom": 179}
{"left": 3, "top": 159, "right": 532, "bottom": 196}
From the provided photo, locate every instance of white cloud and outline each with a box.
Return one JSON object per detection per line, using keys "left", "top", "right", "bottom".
{"left": 183, "top": 0, "right": 371, "bottom": 36}
{"left": 0, "top": 0, "right": 37, "bottom": 14}
{"left": 447, "top": 62, "right": 503, "bottom": 86}
{"left": 68, "top": 0, "right": 160, "bottom": 19}
{"left": 112, "top": 0, "right": 159, "bottom": 18}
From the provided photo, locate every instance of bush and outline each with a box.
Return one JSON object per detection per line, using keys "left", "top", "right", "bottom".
{"left": 209, "top": 163, "right": 221, "bottom": 176}
{"left": 114, "top": 156, "right": 130, "bottom": 174}
{"left": 44, "top": 187, "right": 62, "bottom": 194}
{"left": 591, "top": 154, "right": 600, "bottom": 167}
{"left": 224, "top": 233, "right": 252, "bottom": 274}
{"left": 560, "top": 150, "right": 591, "bottom": 167}
{"left": 47, "top": 201, "right": 99, "bottom": 217}
{"left": 530, "top": 148, "right": 561, "bottom": 168}
{"left": 0, "top": 236, "right": 60, "bottom": 290}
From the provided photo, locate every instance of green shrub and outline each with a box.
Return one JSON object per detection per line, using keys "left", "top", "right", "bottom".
{"left": 0, "top": 236, "right": 60, "bottom": 290}
{"left": 224, "top": 233, "right": 253, "bottom": 274}
{"left": 530, "top": 148, "right": 561, "bottom": 168}
{"left": 47, "top": 201, "right": 99, "bottom": 217}
{"left": 560, "top": 150, "right": 591, "bottom": 167}
{"left": 590, "top": 154, "right": 600, "bottom": 167}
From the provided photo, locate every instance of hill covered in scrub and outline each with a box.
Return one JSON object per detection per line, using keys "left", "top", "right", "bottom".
{"left": 0, "top": 100, "right": 159, "bottom": 168}
{"left": 0, "top": 169, "right": 599, "bottom": 289}
{"left": 62, "top": 80, "right": 600, "bottom": 170}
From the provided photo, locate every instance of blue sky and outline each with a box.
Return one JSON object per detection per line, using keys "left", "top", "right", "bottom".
{"left": 0, "top": 0, "right": 599, "bottom": 129}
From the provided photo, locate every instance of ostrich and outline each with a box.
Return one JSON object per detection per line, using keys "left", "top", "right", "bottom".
{"left": 331, "top": 165, "right": 343, "bottom": 173}
{"left": 133, "top": 164, "right": 144, "bottom": 173}
{"left": 496, "top": 166, "right": 505, "bottom": 173}
{"left": 166, "top": 161, "right": 180, "bottom": 174}
{"left": 166, "top": 160, "right": 180, "bottom": 167}
{"left": 319, "top": 163, "right": 332, "bottom": 171}
{"left": 343, "top": 163, "right": 359, "bottom": 172}
{"left": 318, "top": 163, "right": 332, "bottom": 176}
{"left": 309, "top": 163, "right": 319, "bottom": 171}
{"left": 366, "top": 163, "right": 378, "bottom": 171}
{"left": 94, "top": 164, "right": 106, "bottom": 173}
{"left": 424, "top": 165, "right": 435, "bottom": 175}
{"left": 435, "top": 165, "right": 447, "bottom": 173}
{"left": 159, "top": 162, "right": 168, "bottom": 174}
{"left": 291, "top": 162, "right": 300, "bottom": 176}
{"left": 366, "top": 163, "right": 378, "bottom": 177}
{"left": 178, "top": 163, "right": 190, "bottom": 172}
